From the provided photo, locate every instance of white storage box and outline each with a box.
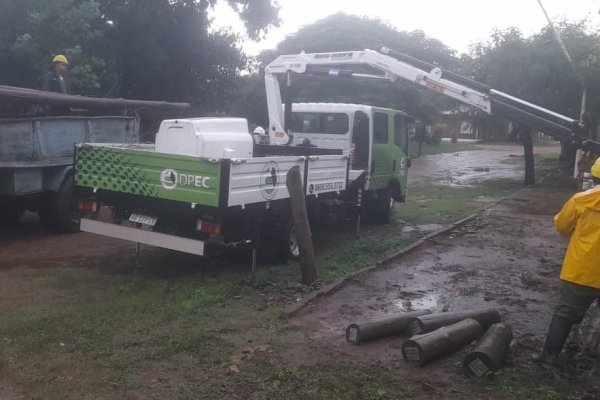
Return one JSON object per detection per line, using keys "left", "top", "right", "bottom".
{"left": 155, "top": 118, "right": 253, "bottom": 159}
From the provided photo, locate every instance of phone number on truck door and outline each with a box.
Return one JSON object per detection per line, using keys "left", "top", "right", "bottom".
{"left": 308, "top": 181, "right": 345, "bottom": 194}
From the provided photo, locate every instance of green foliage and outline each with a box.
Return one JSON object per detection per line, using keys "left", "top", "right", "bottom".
{"left": 0, "top": 0, "right": 103, "bottom": 93}
{"left": 0, "top": 0, "right": 279, "bottom": 109}
{"left": 468, "top": 22, "right": 600, "bottom": 139}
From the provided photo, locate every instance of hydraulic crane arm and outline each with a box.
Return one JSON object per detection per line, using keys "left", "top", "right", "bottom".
{"left": 264, "top": 46, "right": 600, "bottom": 152}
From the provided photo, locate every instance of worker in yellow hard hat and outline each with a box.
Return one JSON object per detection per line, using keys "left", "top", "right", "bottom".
{"left": 532, "top": 157, "right": 600, "bottom": 363}
{"left": 41, "top": 54, "right": 70, "bottom": 95}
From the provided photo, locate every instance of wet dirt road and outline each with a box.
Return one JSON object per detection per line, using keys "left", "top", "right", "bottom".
{"left": 277, "top": 144, "right": 596, "bottom": 386}
{"left": 283, "top": 188, "right": 571, "bottom": 367}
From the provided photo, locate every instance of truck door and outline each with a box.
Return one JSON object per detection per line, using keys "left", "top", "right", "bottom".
{"left": 351, "top": 111, "right": 369, "bottom": 170}
{"left": 369, "top": 111, "right": 393, "bottom": 190}
{"left": 393, "top": 113, "right": 409, "bottom": 199}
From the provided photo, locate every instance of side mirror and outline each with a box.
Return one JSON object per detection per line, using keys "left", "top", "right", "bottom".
{"left": 407, "top": 158, "right": 412, "bottom": 168}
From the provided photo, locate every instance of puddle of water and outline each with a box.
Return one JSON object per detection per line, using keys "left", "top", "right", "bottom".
{"left": 400, "top": 223, "right": 446, "bottom": 235}
{"left": 392, "top": 292, "right": 444, "bottom": 312}
{"left": 408, "top": 147, "right": 558, "bottom": 187}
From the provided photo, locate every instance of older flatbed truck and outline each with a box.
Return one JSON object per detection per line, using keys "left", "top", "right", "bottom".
{"left": 0, "top": 85, "right": 191, "bottom": 231}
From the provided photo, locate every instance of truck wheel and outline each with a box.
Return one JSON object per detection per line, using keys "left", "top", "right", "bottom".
{"left": 367, "top": 188, "right": 393, "bottom": 224}
{"left": 0, "top": 198, "right": 26, "bottom": 226}
{"left": 284, "top": 220, "right": 301, "bottom": 262}
{"left": 54, "top": 174, "right": 80, "bottom": 233}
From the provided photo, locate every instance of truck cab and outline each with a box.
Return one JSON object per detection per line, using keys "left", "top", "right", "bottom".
{"left": 289, "top": 103, "right": 411, "bottom": 202}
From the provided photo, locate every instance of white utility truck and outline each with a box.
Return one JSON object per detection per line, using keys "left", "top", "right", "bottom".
{"left": 74, "top": 47, "right": 600, "bottom": 262}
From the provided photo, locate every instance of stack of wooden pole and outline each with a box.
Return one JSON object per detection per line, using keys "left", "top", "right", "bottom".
{"left": 344, "top": 307, "right": 512, "bottom": 375}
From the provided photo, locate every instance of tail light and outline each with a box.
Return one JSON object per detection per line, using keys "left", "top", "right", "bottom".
{"left": 196, "top": 219, "right": 221, "bottom": 235}
{"left": 78, "top": 200, "right": 97, "bottom": 213}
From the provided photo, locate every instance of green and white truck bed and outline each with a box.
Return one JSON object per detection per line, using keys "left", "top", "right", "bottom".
{"left": 74, "top": 118, "right": 349, "bottom": 257}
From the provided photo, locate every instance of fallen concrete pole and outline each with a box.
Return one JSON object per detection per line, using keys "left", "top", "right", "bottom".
{"left": 408, "top": 308, "right": 501, "bottom": 335}
{"left": 463, "top": 323, "right": 513, "bottom": 378}
{"left": 402, "top": 318, "right": 483, "bottom": 366}
{"left": 345, "top": 310, "right": 431, "bottom": 344}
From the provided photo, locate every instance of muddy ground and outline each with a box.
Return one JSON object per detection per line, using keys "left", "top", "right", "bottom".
{"left": 273, "top": 144, "right": 600, "bottom": 398}
{"left": 2, "top": 143, "right": 599, "bottom": 398}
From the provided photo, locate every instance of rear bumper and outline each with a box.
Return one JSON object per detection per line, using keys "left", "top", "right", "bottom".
{"left": 80, "top": 218, "right": 205, "bottom": 255}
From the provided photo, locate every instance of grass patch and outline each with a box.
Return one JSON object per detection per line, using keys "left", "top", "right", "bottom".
{"left": 242, "top": 362, "right": 418, "bottom": 400}
{"left": 500, "top": 152, "right": 560, "bottom": 165}
{"left": 410, "top": 140, "right": 480, "bottom": 156}
{"left": 396, "top": 178, "right": 520, "bottom": 224}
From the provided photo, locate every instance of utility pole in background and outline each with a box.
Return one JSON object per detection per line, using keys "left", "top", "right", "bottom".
{"left": 536, "top": 0, "right": 590, "bottom": 179}
{"left": 536, "top": 0, "right": 587, "bottom": 122}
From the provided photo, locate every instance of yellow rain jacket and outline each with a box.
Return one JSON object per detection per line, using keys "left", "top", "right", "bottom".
{"left": 554, "top": 185, "right": 600, "bottom": 288}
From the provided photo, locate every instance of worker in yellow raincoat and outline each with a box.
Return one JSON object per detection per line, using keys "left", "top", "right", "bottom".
{"left": 532, "top": 157, "right": 600, "bottom": 363}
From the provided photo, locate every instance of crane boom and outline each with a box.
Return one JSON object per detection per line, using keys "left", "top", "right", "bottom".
{"left": 264, "top": 46, "right": 599, "bottom": 151}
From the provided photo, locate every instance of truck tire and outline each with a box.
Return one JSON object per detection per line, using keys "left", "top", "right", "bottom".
{"left": 0, "top": 198, "right": 26, "bottom": 226}
{"left": 44, "top": 175, "right": 80, "bottom": 233}
{"left": 283, "top": 219, "right": 300, "bottom": 262}
{"left": 367, "top": 188, "right": 393, "bottom": 224}
{"left": 38, "top": 193, "right": 57, "bottom": 227}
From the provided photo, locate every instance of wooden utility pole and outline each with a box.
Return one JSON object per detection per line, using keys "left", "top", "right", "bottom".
{"left": 402, "top": 318, "right": 484, "bottom": 366}
{"left": 286, "top": 165, "right": 317, "bottom": 284}
{"left": 408, "top": 308, "right": 501, "bottom": 335}
{"left": 463, "top": 323, "right": 513, "bottom": 378}
{"left": 345, "top": 310, "right": 431, "bottom": 344}
{"left": 0, "top": 85, "right": 191, "bottom": 114}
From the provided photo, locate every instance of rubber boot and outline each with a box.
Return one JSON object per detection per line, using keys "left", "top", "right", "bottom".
{"left": 531, "top": 315, "right": 574, "bottom": 364}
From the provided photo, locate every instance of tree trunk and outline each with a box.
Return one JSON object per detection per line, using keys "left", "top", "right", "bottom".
{"left": 559, "top": 140, "right": 577, "bottom": 165}
{"left": 520, "top": 126, "right": 535, "bottom": 186}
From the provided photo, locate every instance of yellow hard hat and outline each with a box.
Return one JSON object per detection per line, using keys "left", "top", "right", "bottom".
{"left": 52, "top": 54, "right": 68, "bottom": 65}
{"left": 591, "top": 158, "right": 600, "bottom": 179}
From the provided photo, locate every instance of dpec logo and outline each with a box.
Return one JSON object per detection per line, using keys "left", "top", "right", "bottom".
{"left": 160, "top": 169, "right": 178, "bottom": 190}
{"left": 160, "top": 169, "right": 210, "bottom": 190}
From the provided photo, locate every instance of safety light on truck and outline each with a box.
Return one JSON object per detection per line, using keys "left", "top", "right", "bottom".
{"left": 78, "top": 200, "right": 97, "bottom": 213}
{"left": 196, "top": 219, "right": 221, "bottom": 235}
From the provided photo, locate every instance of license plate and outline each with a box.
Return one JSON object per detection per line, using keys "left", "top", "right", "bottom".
{"left": 129, "top": 213, "right": 157, "bottom": 226}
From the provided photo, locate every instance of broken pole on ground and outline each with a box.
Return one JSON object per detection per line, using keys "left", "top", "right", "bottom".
{"left": 286, "top": 165, "right": 317, "bottom": 284}
{"left": 402, "top": 318, "right": 484, "bottom": 366}
{"left": 346, "top": 310, "right": 431, "bottom": 344}
{"left": 463, "top": 323, "right": 513, "bottom": 378}
{"left": 408, "top": 308, "right": 501, "bottom": 335}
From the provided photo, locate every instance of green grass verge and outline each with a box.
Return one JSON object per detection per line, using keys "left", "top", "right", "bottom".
{"left": 396, "top": 178, "right": 520, "bottom": 224}
{"left": 410, "top": 140, "right": 480, "bottom": 156}
{"left": 500, "top": 152, "right": 560, "bottom": 165}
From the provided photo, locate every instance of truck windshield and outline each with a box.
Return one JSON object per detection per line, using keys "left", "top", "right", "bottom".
{"left": 291, "top": 112, "right": 349, "bottom": 134}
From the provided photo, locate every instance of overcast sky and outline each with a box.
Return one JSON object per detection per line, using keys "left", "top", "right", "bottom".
{"left": 210, "top": 0, "right": 600, "bottom": 56}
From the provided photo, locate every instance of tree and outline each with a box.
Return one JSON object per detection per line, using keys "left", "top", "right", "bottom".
{"left": 0, "top": 0, "right": 104, "bottom": 94}
{"left": 96, "top": 0, "right": 279, "bottom": 112}
{"left": 0, "top": 0, "right": 280, "bottom": 111}
{"left": 468, "top": 22, "right": 600, "bottom": 160}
